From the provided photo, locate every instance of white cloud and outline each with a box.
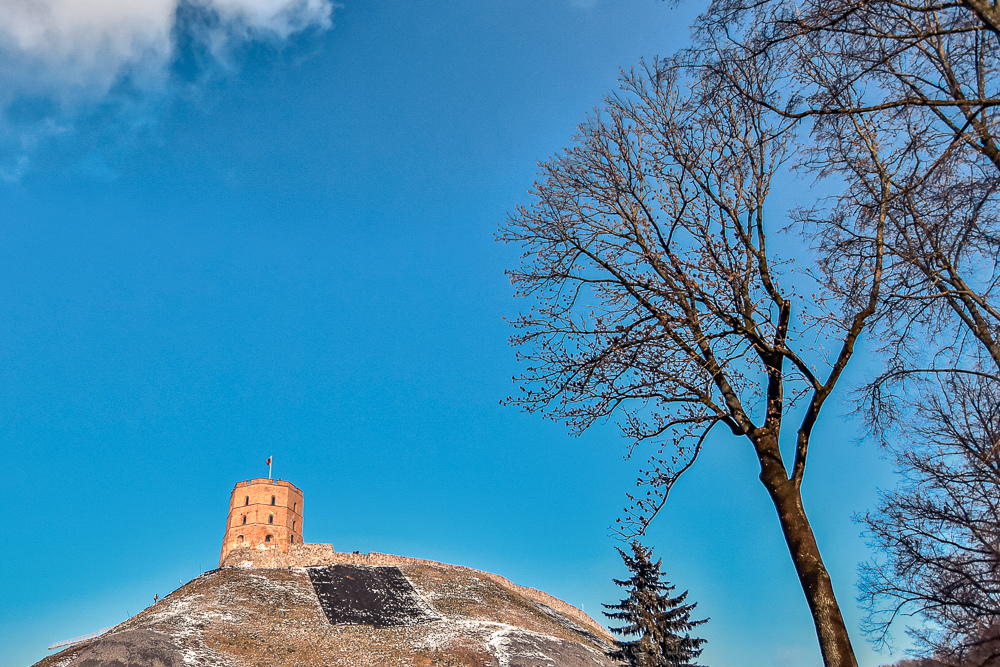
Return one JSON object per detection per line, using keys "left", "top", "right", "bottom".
{"left": 209, "top": 0, "right": 333, "bottom": 39}
{"left": 0, "top": 0, "right": 334, "bottom": 178}
{"left": 0, "top": 0, "right": 333, "bottom": 93}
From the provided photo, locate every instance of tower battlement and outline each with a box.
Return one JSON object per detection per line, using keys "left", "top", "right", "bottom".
{"left": 220, "top": 478, "right": 303, "bottom": 565}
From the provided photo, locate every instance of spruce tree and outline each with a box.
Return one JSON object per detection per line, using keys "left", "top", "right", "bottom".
{"left": 603, "top": 541, "right": 707, "bottom": 667}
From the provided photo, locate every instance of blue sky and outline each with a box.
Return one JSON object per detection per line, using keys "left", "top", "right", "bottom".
{"left": 0, "top": 2, "right": 903, "bottom": 666}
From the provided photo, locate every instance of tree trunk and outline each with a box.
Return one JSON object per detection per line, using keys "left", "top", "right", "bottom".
{"left": 758, "top": 451, "right": 859, "bottom": 667}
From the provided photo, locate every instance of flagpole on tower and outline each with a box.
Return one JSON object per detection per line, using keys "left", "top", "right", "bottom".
{"left": 266, "top": 456, "right": 272, "bottom": 480}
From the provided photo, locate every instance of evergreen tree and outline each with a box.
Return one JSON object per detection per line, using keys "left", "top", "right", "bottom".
{"left": 603, "top": 541, "right": 707, "bottom": 667}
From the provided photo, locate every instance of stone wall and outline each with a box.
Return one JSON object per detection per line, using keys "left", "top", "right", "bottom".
{"left": 221, "top": 543, "right": 611, "bottom": 642}
{"left": 222, "top": 543, "right": 335, "bottom": 569}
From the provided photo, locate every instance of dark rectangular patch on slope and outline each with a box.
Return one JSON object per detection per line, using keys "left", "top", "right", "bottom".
{"left": 307, "top": 565, "right": 438, "bottom": 628}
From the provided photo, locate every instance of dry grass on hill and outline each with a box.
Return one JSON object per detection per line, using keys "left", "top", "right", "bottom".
{"left": 35, "top": 553, "right": 618, "bottom": 667}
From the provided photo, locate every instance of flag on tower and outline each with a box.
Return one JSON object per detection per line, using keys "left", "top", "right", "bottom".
{"left": 265, "top": 456, "right": 271, "bottom": 466}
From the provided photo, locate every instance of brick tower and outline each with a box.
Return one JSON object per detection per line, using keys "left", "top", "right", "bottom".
{"left": 220, "top": 478, "right": 304, "bottom": 566}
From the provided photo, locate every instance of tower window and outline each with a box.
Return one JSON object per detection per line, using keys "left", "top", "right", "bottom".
{"left": 293, "top": 502, "right": 297, "bottom": 512}
{"left": 265, "top": 535, "right": 272, "bottom": 543}
{"left": 242, "top": 515, "right": 247, "bottom": 525}
{"left": 290, "top": 535, "right": 294, "bottom": 544}
{"left": 237, "top": 535, "right": 244, "bottom": 542}
{"left": 271, "top": 496, "right": 275, "bottom": 506}
{"left": 269, "top": 515, "right": 274, "bottom": 524}
{"left": 244, "top": 496, "right": 249, "bottom": 506}
{"left": 292, "top": 520, "right": 295, "bottom": 530}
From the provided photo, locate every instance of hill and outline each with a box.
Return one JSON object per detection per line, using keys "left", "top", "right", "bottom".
{"left": 34, "top": 546, "right": 618, "bottom": 667}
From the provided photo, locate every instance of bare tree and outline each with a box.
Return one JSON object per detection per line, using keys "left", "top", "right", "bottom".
{"left": 691, "top": 0, "right": 1000, "bottom": 423}
{"left": 683, "top": 2, "right": 1000, "bottom": 656}
{"left": 787, "top": 87, "right": 1000, "bottom": 440}
{"left": 502, "top": 52, "right": 886, "bottom": 667}
{"left": 636, "top": 0, "right": 1000, "bottom": 664}
{"left": 860, "top": 375, "right": 1000, "bottom": 665}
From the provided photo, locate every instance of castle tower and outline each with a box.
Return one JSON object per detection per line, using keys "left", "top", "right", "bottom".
{"left": 220, "top": 478, "right": 303, "bottom": 566}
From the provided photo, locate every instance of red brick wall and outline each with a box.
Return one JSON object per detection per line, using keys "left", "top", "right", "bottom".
{"left": 219, "top": 478, "right": 304, "bottom": 565}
